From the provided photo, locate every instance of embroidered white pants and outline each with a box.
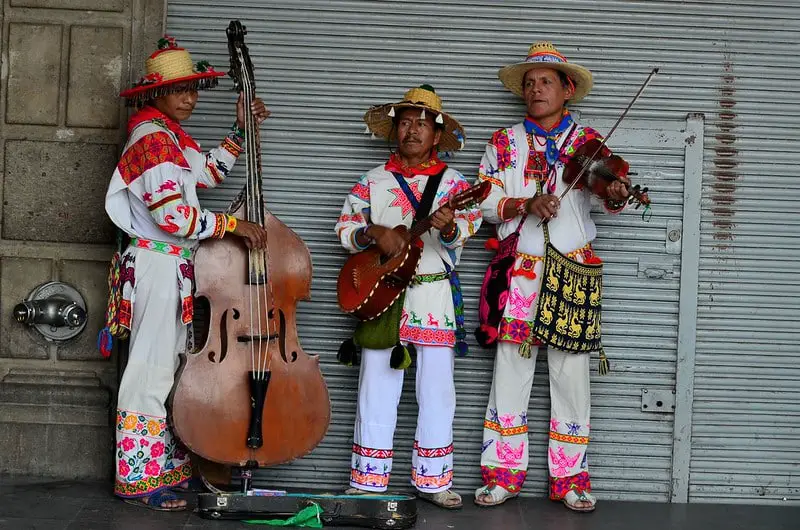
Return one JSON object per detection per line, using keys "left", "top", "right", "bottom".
{"left": 480, "top": 340, "right": 592, "bottom": 498}
{"left": 114, "top": 248, "right": 192, "bottom": 497}
{"left": 350, "top": 345, "right": 456, "bottom": 493}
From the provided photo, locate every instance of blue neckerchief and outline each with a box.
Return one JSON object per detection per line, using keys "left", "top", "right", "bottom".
{"left": 391, "top": 172, "right": 421, "bottom": 212}
{"left": 524, "top": 112, "right": 574, "bottom": 166}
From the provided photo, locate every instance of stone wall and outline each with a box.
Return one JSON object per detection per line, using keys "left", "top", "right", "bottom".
{"left": 0, "top": 0, "right": 164, "bottom": 479}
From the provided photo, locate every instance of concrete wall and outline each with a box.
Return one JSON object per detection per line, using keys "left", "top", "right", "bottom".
{"left": 0, "top": 0, "right": 164, "bottom": 479}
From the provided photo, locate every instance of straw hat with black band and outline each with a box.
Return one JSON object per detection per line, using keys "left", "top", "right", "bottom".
{"left": 363, "top": 84, "right": 466, "bottom": 152}
{"left": 120, "top": 36, "right": 225, "bottom": 106}
{"left": 498, "top": 41, "right": 593, "bottom": 103}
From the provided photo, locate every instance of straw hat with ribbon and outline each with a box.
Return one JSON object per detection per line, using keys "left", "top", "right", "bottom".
{"left": 363, "top": 84, "right": 466, "bottom": 152}
{"left": 498, "top": 41, "right": 593, "bottom": 103}
{"left": 120, "top": 36, "right": 225, "bottom": 106}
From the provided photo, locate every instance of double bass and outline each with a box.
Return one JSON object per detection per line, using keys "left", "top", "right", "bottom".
{"left": 170, "top": 21, "right": 330, "bottom": 469}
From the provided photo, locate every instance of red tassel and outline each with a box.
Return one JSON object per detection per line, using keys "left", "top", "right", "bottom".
{"left": 585, "top": 256, "right": 603, "bottom": 265}
{"left": 485, "top": 238, "right": 499, "bottom": 252}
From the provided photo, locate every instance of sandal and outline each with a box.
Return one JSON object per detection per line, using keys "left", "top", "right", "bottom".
{"left": 344, "top": 487, "right": 373, "bottom": 495}
{"left": 473, "top": 485, "right": 518, "bottom": 507}
{"left": 417, "top": 489, "right": 462, "bottom": 510}
{"left": 123, "top": 489, "right": 187, "bottom": 512}
{"left": 562, "top": 486, "right": 596, "bottom": 513}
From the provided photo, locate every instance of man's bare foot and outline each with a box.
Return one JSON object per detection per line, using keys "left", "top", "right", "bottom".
{"left": 123, "top": 489, "right": 187, "bottom": 512}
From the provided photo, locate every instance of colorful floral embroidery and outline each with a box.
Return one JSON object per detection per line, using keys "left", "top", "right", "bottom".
{"left": 549, "top": 471, "right": 591, "bottom": 500}
{"left": 498, "top": 317, "right": 542, "bottom": 345}
{"left": 481, "top": 465, "right": 527, "bottom": 493}
{"left": 491, "top": 128, "right": 517, "bottom": 171}
{"left": 478, "top": 172, "right": 504, "bottom": 189}
{"left": 399, "top": 324, "right": 455, "bottom": 347}
{"left": 115, "top": 410, "right": 191, "bottom": 498}
{"left": 117, "top": 132, "right": 189, "bottom": 185}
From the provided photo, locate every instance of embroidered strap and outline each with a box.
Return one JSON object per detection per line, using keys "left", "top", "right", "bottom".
{"left": 411, "top": 271, "right": 450, "bottom": 285}
{"left": 130, "top": 237, "right": 192, "bottom": 259}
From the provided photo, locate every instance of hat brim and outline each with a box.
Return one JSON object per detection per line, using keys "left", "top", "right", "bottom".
{"left": 363, "top": 102, "right": 465, "bottom": 152}
{"left": 120, "top": 71, "right": 225, "bottom": 100}
{"left": 498, "top": 62, "right": 593, "bottom": 103}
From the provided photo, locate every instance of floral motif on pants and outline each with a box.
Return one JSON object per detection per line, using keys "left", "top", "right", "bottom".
{"left": 114, "top": 409, "right": 191, "bottom": 497}
{"left": 481, "top": 465, "right": 527, "bottom": 493}
{"left": 549, "top": 471, "right": 592, "bottom": 500}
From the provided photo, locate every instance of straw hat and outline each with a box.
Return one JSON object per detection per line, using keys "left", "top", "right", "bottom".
{"left": 363, "top": 85, "right": 466, "bottom": 152}
{"left": 120, "top": 36, "right": 225, "bottom": 105}
{"left": 498, "top": 42, "right": 593, "bottom": 103}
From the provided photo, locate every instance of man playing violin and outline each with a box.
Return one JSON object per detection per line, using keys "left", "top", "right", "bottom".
{"left": 473, "top": 42, "right": 629, "bottom": 511}
{"left": 102, "top": 37, "right": 269, "bottom": 511}
{"left": 335, "top": 85, "right": 482, "bottom": 509}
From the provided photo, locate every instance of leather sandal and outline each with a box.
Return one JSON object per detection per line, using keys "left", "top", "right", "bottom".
{"left": 122, "top": 489, "right": 187, "bottom": 512}
{"left": 473, "top": 485, "right": 518, "bottom": 507}
{"left": 417, "top": 489, "right": 462, "bottom": 510}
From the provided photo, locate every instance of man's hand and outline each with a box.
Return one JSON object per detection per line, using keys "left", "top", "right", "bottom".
{"left": 527, "top": 194, "right": 561, "bottom": 220}
{"left": 367, "top": 225, "right": 408, "bottom": 258}
{"left": 231, "top": 220, "right": 269, "bottom": 249}
{"left": 430, "top": 206, "right": 455, "bottom": 233}
{"left": 606, "top": 177, "right": 630, "bottom": 202}
{"left": 236, "top": 93, "right": 271, "bottom": 129}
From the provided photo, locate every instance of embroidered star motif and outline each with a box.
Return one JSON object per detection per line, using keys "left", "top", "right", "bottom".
{"left": 388, "top": 181, "right": 422, "bottom": 218}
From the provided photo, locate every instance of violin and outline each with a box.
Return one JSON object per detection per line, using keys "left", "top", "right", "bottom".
{"left": 562, "top": 138, "right": 651, "bottom": 210}
{"left": 169, "top": 20, "right": 330, "bottom": 470}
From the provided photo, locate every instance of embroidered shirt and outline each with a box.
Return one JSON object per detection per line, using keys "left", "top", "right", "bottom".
{"left": 336, "top": 165, "right": 482, "bottom": 347}
{"left": 105, "top": 106, "right": 244, "bottom": 248}
{"left": 476, "top": 117, "right": 622, "bottom": 344}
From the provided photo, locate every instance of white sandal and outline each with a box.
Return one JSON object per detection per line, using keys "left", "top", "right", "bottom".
{"left": 473, "top": 485, "right": 518, "bottom": 507}
{"left": 417, "top": 489, "right": 462, "bottom": 510}
{"left": 562, "top": 487, "right": 596, "bottom": 512}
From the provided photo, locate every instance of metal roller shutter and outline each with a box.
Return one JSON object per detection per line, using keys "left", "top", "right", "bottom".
{"left": 164, "top": 0, "right": 798, "bottom": 503}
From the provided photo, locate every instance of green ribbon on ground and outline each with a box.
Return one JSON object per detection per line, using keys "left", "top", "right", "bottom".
{"left": 243, "top": 502, "right": 323, "bottom": 527}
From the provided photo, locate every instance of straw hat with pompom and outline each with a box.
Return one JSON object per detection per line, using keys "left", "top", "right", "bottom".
{"left": 120, "top": 36, "right": 225, "bottom": 106}
{"left": 498, "top": 41, "right": 593, "bottom": 103}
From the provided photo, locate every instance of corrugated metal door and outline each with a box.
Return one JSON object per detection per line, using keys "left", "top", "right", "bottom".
{"left": 162, "top": 0, "right": 798, "bottom": 504}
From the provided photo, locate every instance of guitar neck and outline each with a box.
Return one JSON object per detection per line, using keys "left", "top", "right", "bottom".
{"left": 409, "top": 200, "right": 449, "bottom": 241}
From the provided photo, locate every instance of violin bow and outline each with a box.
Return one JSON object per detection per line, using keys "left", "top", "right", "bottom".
{"left": 537, "top": 67, "right": 659, "bottom": 227}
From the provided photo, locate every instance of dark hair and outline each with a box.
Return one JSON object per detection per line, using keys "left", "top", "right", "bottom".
{"left": 557, "top": 71, "right": 571, "bottom": 88}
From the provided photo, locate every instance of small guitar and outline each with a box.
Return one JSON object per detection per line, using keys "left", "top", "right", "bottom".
{"left": 337, "top": 181, "right": 490, "bottom": 321}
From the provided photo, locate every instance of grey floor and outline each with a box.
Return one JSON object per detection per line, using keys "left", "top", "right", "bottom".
{"left": 0, "top": 477, "right": 798, "bottom": 529}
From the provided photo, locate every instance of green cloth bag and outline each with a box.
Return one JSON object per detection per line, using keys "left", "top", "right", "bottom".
{"left": 353, "top": 293, "right": 405, "bottom": 350}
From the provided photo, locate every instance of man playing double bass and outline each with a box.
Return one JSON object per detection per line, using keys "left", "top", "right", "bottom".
{"left": 335, "top": 85, "right": 482, "bottom": 509}
{"left": 103, "top": 37, "right": 269, "bottom": 511}
{"left": 473, "top": 42, "right": 631, "bottom": 511}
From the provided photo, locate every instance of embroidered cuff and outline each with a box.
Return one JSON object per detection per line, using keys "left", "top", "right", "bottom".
{"left": 212, "top": 213, "right": 227, "bottom": 239}
{"left": 221, "top": 123, "right": 245, "bottom": 157}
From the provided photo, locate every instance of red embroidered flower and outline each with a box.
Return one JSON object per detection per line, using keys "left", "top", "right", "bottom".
{"left": 150, "top": 441, "right": 165, "bottom": 458}
{"left": 118, "top": 459, "right": 131, "bottom": 477}
{"left": 120, "top": 437, "right": 135, "bottom": 452}
{"left": 144, "top": 460, "right": 161, "bottom": 477}
{"left": 140, "top": 440, "right": 149, "bottom": 447}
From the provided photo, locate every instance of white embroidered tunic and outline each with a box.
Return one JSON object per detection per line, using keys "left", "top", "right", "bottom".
{"left": 477, "top": 119, "right": 622, "bottom": 344}
{"left": 336, "top": 164, "right": 482, "bottom": 347}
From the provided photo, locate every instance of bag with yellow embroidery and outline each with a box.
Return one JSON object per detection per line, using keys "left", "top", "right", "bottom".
{"left": 523, "top": 198, "right": 608, "bottom": 375}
